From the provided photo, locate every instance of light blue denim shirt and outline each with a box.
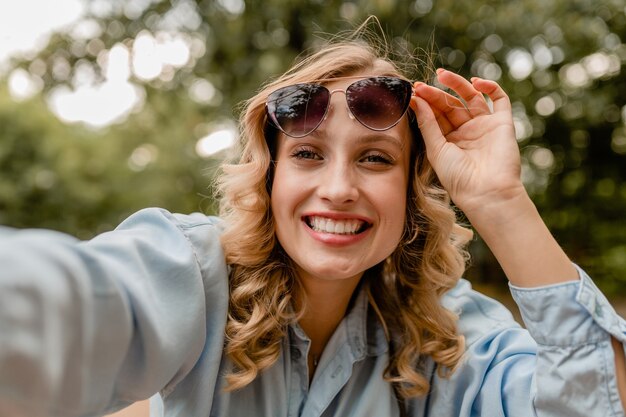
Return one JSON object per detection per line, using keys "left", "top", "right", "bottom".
{"left": 0, "top": 208, "right": 625, "bottom": 417}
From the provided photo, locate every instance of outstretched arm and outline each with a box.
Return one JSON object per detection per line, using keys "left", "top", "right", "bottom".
{"left": 412, "top": 68, "right": 626, "bottom": 411}
{"left": 0, "top": 209, "right": 226, "bottom": 417}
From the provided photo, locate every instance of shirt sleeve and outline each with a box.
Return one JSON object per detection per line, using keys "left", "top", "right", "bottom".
{"left": 430, "top": 270, "right": 625, "bottom": 417}
{"left": 0, "top": 208, "right": 228, "bottom": 417}
{"left": 509, "top": 265, "right": 626, "bottom": 417}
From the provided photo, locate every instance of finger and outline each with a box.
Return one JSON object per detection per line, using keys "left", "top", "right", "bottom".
{"left": 410, "top": 96, "right": 448, "bottom": 160}
{"left": 410, "top": 90, "right": 455, "bottom": 135}
{"left": 470, "top": 77, "right": 511, "bottom": 113}
{"left": 436, "top": 69, "right": 491, "bottom": 116}
{"left": 429, "top": 104, "right": 456, "bottom": 136}
{"left": 413, "top": 82, "right": 472, "bottom": 127}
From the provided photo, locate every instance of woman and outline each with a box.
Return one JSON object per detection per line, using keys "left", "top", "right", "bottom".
{"left": 0, "top": 37, "right": 624, "bottom": 417}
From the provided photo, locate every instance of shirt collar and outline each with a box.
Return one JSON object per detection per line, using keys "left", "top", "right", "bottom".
{"left": 289, "top": 285, "right": 389, "bottom": 359}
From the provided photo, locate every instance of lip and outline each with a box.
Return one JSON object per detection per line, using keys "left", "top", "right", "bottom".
{"left": 301, "top": 211, "right": 373, "bottom": 246}
{"left": 302, "top": 211, "right": 373, "bottom": 222}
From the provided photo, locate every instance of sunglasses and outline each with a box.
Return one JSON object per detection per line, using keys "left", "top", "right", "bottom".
{"left": 265, "top": 76, "right": 413, "bottom": 138}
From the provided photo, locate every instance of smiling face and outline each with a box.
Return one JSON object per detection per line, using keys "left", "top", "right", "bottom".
{"left": 270, "top": 74, "right": 413, "bottom": 290}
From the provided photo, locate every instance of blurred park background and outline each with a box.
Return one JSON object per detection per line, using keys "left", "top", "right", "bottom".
{"left": 2, "top": 0, "right": 626, "bottom": 415}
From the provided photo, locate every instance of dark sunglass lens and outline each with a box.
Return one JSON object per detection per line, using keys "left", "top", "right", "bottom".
{"left": 346, "top": 77, "right": 411, "bottom": 130}
{"left": 267, "top": 84, "right": 329, "bottom": 137}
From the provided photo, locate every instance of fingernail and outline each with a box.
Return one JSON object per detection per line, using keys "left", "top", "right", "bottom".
{"left": 470, "top": 77, "right": 479, "bottom": 82}
{"left": 436, "top": 68, "right": 445, "bottom": 74}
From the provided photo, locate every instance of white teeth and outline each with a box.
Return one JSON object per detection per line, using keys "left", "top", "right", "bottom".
{"left": 308, "top": 216, "right": 365, "bottom": 234}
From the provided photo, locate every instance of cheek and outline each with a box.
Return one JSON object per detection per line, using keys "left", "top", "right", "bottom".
{"left": 270, "top": 162, "right": 301, "bottom": 227}
{"left": 373, "top": 177, "right": 408, "bottom": 235}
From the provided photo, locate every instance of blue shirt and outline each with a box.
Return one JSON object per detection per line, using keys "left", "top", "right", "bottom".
{"left": 0, "top": 208, "right": 624, "bottom": 417}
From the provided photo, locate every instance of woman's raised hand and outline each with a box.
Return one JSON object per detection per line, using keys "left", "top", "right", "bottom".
{"left": 411, "top": 69, "right": 525, "bottom": 218}
{"left": 412, "top": 69, "right": 578, "bottom": 287}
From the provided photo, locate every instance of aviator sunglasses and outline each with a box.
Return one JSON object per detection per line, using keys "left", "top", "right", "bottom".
{"left": 265, "top": 76, "right": 413, "bottom": 138}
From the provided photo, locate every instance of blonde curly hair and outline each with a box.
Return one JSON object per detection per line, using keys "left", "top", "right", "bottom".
{"left": 217, "top": 35, "right": 472, "bottom": 398}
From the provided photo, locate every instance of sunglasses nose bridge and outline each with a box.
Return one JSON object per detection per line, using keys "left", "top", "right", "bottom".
{"left": 327, "top": 88, "right": 356, "bottom": 121}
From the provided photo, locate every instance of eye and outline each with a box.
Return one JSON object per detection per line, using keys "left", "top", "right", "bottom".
{"left": 291, "top": 146, "right": 323, "bottom": 160}
{"left": 360, "top": 152, "right": 394, "bottom": 165}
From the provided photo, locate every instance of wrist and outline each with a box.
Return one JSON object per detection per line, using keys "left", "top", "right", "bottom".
{"left": 461, "top": 189, "right": 578, "bottom": 287}
{"left": 457, "top": 184, "right": 533, "bottom": 230}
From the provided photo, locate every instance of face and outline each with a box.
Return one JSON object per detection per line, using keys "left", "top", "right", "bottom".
{"left": 270, "top": 75, "right": 412, "bottom": 288}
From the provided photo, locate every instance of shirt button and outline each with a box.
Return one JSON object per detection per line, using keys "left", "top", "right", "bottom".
{"left": 595, "top": 303, "right": 604, "bottom": 318}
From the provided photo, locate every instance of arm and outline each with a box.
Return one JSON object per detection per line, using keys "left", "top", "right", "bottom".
{"left": 412, "top": 69, "right": 626, "bottom": 413}
{"left": 0, "top": 209, "right": 225, "bottom": 417}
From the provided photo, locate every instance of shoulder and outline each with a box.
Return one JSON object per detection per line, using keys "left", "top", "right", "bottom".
{"left": 117, "top": 207, "right": 223, "bottom": 233}
{"left": 441, "top": 279, "right": 523, "bottom": 348}
{"left": 116, "top": 207, "right": 224, "bottom": 252}
{"left": 113, "top": 208, "right": 229, "bottom": 289}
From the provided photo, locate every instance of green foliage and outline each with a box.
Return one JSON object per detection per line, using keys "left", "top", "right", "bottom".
{"left": 1, "top": 0, "right": 626, "bottom": 294}
{"left": 0, "top": 85, "right": 220, "bottom": 237}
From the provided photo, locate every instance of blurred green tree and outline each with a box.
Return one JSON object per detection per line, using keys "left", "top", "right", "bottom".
{"left": 1, "top": 0, "right": 626, "bottom": 294}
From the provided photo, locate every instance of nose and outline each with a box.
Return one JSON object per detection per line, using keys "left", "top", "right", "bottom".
{"left": 315, "top": 159, "right": 359, "bottom": 205}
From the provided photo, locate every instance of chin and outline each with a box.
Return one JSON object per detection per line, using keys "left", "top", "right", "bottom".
{"left": 298, "top": 261, "right": 368, "bottom": 282}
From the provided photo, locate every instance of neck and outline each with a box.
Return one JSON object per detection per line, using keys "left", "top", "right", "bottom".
{"left": 296, "top": 273, "right": 363, "bottom": 361}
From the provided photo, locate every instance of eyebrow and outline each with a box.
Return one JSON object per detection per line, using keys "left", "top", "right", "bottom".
{"left": 309, "top": 130, "right": 406, "bottom": 150}
{"left": 355, "top": 133, "right": 406, "bottom": 150}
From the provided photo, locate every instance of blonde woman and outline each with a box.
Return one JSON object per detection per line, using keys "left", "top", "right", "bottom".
{"left": 1, "top": 37, "right": 625, "bottom": 417}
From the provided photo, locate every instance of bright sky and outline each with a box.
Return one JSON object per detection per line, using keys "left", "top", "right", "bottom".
{"left": 0, "top": 0, "right": 236, "bottom": 157}
{"left": 0, "top": 0, "right": 84, "bottom": 65}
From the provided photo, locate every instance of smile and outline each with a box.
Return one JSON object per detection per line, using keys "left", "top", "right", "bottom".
{"left": 304, "top": 216, "right": 370, "bottom": 235}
